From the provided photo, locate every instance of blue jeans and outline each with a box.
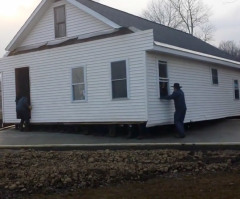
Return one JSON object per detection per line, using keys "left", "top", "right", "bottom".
{"left": 174, "top": 109, "right": 186, "bottom": 136}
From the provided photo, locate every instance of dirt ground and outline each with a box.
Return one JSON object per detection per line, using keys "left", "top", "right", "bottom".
{"left": 24, "top": 172, "right": 240, "bottom": 199}
{"left": 0, "top": 149, "right": 240, "bottom": 199}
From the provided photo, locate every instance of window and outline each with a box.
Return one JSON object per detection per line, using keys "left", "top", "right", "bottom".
{"left": 211, "top": 68, "right": 218, "bottom": 85}
{"left": 54, "top": 5, "right": 66, "bottom": 38}
{"left": 234, "top": 80, "right": 239, "bottom": 100}
{"left": 111, "top": 60, "right": 128, "bottom": 99}
{"left": 159, "top": 61, "right": 169, "bottom": 97}
{"left": 72, "top": 67, "right": 85, "bottom": 101}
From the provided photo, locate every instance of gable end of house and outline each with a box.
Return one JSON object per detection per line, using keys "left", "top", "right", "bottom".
{"left": 5, "top": 0, "right": 122, "bottom": 53}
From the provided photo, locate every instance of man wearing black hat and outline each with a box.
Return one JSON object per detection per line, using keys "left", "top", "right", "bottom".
{"left": 161, "top": 83, "right": 187, "bottom": 138}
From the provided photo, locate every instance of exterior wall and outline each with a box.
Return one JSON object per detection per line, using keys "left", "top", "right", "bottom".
{"left": 0, "top": 30, "right": 153, "bottom": 124}
{"left": 0, "top": 92, "right": 1, "bottom": 118}
{"left": 20, "top": 0, "right": 112, "bottom": 47}
{"left": 146, "top": 52, "right": 240, "bottom": 127}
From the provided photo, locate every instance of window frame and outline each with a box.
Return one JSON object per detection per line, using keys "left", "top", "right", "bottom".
{"left": 71, "top": 66, "right": 87, "bottom": 102}
{"left": 211, "top": 68, "right": 219, "bottom": 85}
{"left": 233, "top": 79, "right": 239, "bottom": 100}
{"left": 110, "top": 59, "right": 129, "bottom": 100}
{"left": 158, "top": 60, "right": 169, "bottom": 98}
{"left": 54, "top": 5, "right": 67, "bottom": 38}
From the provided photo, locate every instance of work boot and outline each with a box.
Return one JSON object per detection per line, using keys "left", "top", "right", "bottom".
{"left": 19, "top": 123, "right": 24, "bottom": 132}
{"left": 24, "top": 123, "right": 30, "bottom": 132}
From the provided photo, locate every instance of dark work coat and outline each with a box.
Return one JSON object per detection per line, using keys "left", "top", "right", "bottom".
{"left": 164, "top": 89, "right": 187, "bottom": 112}
{"left": 16, "top": 96, "right": 30, "bottom": 120}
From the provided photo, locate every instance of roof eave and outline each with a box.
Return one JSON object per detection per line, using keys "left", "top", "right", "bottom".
{"left": 151, "top": 41, "right": 240, "bottom": 69}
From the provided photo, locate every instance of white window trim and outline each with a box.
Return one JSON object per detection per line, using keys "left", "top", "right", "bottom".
{"left": 233, "top": 79, "right": 240, "bottom": 100}
{"left": 210, "top": 67, "right": 219, "bottom": 86}
{"left": 71, "top": 66, "right": 87, "bottom": 103}
{"left": 157, "top": 59, "right": 169, "bottom": 98}
{"left": 110, "top": 59, "right": 130, "bottom": 100}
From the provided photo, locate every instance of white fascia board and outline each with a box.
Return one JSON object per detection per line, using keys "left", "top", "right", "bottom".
{"left": 152, "top": 41, "right": 240, "bottom": 69}
{"left": 3, "top": 52, "right": 10, "bottom": 58}
{"left": 66, "top": 0, "right": 121, "bottom": 29}
{"left": 5, "top": 0, "right": 51, "bottom": 51}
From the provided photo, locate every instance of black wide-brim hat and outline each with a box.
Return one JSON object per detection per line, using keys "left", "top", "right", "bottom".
{"left": 171, "top": 83, "right": 182, "bottom": 89}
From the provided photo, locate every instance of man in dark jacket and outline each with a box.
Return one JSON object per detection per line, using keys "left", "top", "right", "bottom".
{"left": 161, "top": 83, "right": 187, "bottom": 138}
{"left": 16, "top": 96, "right": 31, "bottom": 131}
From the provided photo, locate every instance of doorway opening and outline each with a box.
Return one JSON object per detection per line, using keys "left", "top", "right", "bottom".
{"left": 15, "top": 67, "right": 31, "bottom": 119}
{"left": 0, "top": 73, "right": 2, "bottom": 127}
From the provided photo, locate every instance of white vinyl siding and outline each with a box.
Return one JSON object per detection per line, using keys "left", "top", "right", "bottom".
{"left": 0, "top": 30, "right": 153, "bottom": 124}
{"left": 146, "top": 52, "right": 240, "bottom": 127}
{"left": 20, "top": 0, "right": 112, "bottom": 47}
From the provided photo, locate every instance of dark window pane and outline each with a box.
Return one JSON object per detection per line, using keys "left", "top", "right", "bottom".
{"left": 112, "top": 80, "right": 127, "bottom": 98}
{"left": 235, "top": 90, "right": 239, "bottom": 99}
{"left": 57, "top": 23, "right": 66, "bottom": 38}
{"left": 234, "top": 80, "right": 239, "bottom": 99}
{"left": 159, "top": 61, "right": 167, "bottom": 78}
{"left": 212, "top": 69, "right": 218, "bottom": 76}
{"left": 73, "top": 84, "right": 85, "bottom": 100}
{"left": 234, "top": 80, "right": 239, "bottom": 89}
{"left": 212, "top": 69, "right": 218, "bottom": 84}
{"left": 111, "top": 61, "right": 126, "bottom": 80}
{"left": 55, "top": 6, "right": 65, "bottom": 23}
{"left": 72, "top": 67, "right": 84, "bottom": 84}
{"left": 212, "top": 76, "right": 218, "bottom": 84}
{"left": 159, "top": 82, "right": 169, "bottom": 97}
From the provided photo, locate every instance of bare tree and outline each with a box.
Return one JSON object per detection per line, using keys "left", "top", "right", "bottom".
{"left": 195, "top": 23, "right": 215, "bottom": 42}
{"left": 142, "top": 0, "right": 182, "bottom": 29}
{"left": 219, "top": 40, "right": 240, "bottom": 61}
{"left": 142, "top": 0, "right": 214, "bottom": 41}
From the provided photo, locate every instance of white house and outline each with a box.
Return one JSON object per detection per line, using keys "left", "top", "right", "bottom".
{"left": 0, "top": 0, "right": 240, "bottom": 131}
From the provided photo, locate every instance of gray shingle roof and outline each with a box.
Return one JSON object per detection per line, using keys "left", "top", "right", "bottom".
{"left": 77, "top": 0, "right": 236, "bottom": 61}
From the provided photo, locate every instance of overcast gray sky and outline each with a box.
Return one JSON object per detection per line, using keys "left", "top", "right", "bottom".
{"left": 0, "top": 0, "right": 240, "bottom": 57}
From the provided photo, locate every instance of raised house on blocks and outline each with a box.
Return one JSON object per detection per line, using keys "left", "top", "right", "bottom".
{"left": 0, "top": 0, "right": 240, "bottom": 131}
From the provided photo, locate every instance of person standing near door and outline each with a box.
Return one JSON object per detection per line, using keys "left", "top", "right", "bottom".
{"left": 161, "top": 83, "right": 187, "bottom": 138}
{"left": 16, "top": 95, "right": 31, "bottom": 131}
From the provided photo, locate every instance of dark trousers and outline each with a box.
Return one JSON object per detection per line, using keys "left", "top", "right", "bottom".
{"left": 174, "top": 109, "right": 186, "bottom": 136}
{"left": 17, "top": 111, "right": 30, "bottom": 131}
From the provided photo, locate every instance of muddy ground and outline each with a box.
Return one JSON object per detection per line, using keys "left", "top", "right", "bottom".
{"left": 0, "top": 149, "right": 240, "bottom": 199}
